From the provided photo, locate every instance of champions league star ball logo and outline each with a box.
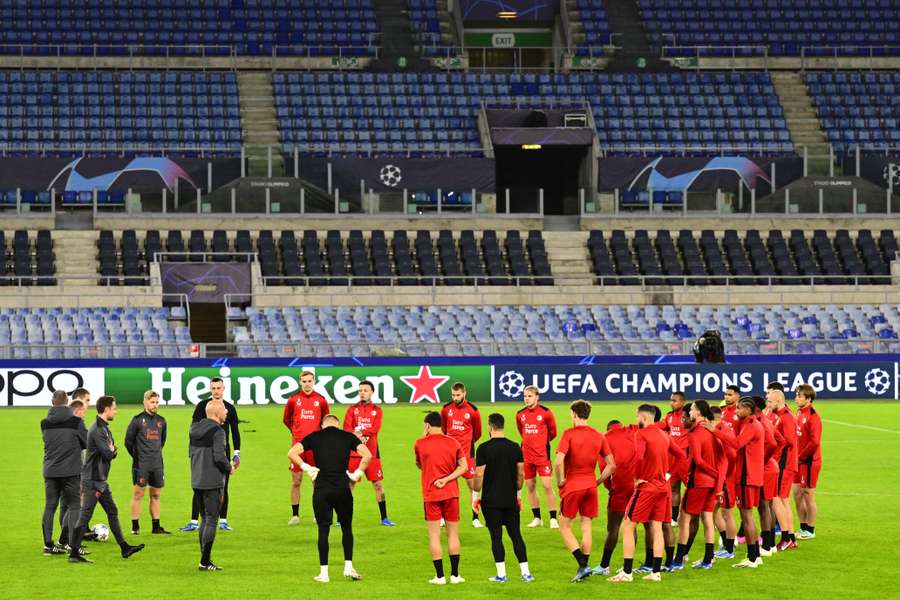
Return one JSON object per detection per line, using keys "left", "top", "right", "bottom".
{"left": 498, "top": 370, "right": 526, "bottom": 399}
{"left": 379, "top": 164, "right": 402, "bottom": 187}
{"left": 864, "top": 368, "right": 891, "bottom": 395}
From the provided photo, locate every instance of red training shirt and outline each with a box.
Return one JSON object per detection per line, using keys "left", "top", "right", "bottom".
{"left": 796, "top": 404, "right": 823, "bottom": 464}
{"left": 343, "top": 401, "right": 383, "bottom": 456}
{"left": 686, "top": 420, "right": 719, "bottom": 489}
{"left": 773, "top": 405, "right": 799, "bottom": 472}
{"left": 634, "top": 425, "right": 672, "bottom": 493}
{"left": 714, "top": 414, "right": 764, "bottom": 487}
{"left": 604, "top": 423, "right": 636, "bottom": 492}
{"left": 660, "top": 407, "right": 687, "bottom": 439}
{"left": 516, "top": 404, "right": 557, "bottom": 464}
{"left": 556, "top": 425, "right": 611, "bottom": 495}
{"left": 721, "top": 404, "right": 740, "bottom": 431}
{"left": 441, "top": 400, "right": 482, "bottom": 457}
{"left": 283, "top": 389, "right": 330, "bottom": 442}
{"left": 414, "top": 434, "right": 465, "bottom": 502}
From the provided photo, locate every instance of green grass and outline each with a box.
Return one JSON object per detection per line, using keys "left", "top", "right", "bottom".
{"left": 4, "top": 401, "right": 899, "bottom": 600}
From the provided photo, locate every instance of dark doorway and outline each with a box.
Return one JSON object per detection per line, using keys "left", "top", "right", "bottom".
{"left": 189, "top": 303, "right": 227, "bottom": 345}
{"left": 495, "top": 145, "right": 588, "bottom": 215}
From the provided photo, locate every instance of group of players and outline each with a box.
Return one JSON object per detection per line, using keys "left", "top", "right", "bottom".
{"left": 39, "top": 369, "right": 823, "bottom": 583}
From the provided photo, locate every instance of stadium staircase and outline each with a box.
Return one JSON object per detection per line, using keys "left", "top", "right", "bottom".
{"left": 544, "top": 231, "right": 594, "bottom": 286}
{"left": 54, "top": 231, "right": 100, "bottom": 291}
{"left": 565, "top": 0, "right": 588, "bottom": 49}
{"left": 237, "top": 71, "right": 284, "bottom": 177}
{"left": 433, "top": 0, "right": 456, "bottom": 49}
{"left": 371, "top": 0, "right": 430, "bottom": 70}
{"left": 771, "top": 71, "right": 831, "bottom": 176}
{"left": 600, "top": 0, "right": 672, "bottom": 71}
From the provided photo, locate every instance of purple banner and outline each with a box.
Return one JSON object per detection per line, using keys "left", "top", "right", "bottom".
{"left": 302, "top": 156, "right": 496, "bottom": 192}
{"left": 160, "top": 263, "right": 251, "bottom": 303}
{"left": 850, "top": 154, "right": 900, "bottom": 189}
{"left": 0, "top": 156, "right": 240, "bottom": 193}
{"left": 598, "top": 156, "right": 803, "bottom": 193}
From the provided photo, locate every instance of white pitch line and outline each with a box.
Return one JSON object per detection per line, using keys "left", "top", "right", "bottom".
{"left": 818, "top": 492, "right": 900, "bottom": 498}
{"left": 823, "top": 419, "right": 900, "bottom": 435}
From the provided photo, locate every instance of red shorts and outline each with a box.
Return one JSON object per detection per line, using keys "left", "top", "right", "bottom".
{"left": 608, "top": 483, "right": 635, "bottom": 513}
{"left": 681, "top": 486, "right": 716, "bottom": 515}
{"left": 763, "top": 468, "right": 778, "bottom": 502}
{"left": 560, "top": 487, "right": 599, "bottom": 519}
{"left": 777, "top": 469, "right": 795, "bottom": 498}
{"left": 347, "top": 456, "right": 383, "bottom": 482}
{"left": 736, "top": 485, "right": 761, "bottom": 509}
{"left": 719, "top": 478, "right": 737, "bottom": 509}
{"left": 289, "top": 449, "right": 316, "bottom": 474}
{"left": 461, "top": 455, "right": 476, "bottom": 480}
{"left": 424, "top": 498, "right": 459, "bottom": 522}
{"left": 625, "top": 487, "right": 669, "bottom": 524}
{"left": 670, "top": 460, "right": 690, "bottom": 487}
{"left": 524, "top": 460, "right": 552, "bottom": 479}
{"left": 794, "top": 460, "right": 821, "bottom": 489}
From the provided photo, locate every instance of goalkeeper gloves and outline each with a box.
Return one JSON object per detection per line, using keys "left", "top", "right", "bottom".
{"left": 300, "top": 462, "right": 320, "bottom": 481}
{"left": 346, "top": 469, "right": 364, "bottom": 482}
{"left": 472, "top": 491, "right": 481, "bottom": 513}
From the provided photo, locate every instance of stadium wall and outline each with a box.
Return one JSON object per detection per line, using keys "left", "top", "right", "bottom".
{"left": 2, "top": 355, "right": 897, "bottom": 407}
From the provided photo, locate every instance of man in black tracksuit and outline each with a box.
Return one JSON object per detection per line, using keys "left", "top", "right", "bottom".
{"left": 125, "top": 390, "right": 169, "bottom": 535}
{"left": 190, "top": 401, "right": 233, "bottom": 571}
{"left": 181, "top": 377, "right": 241, "bottom": 532}
{"left": 41, "top": 390, "right": 87, "bottom": 555}
{"left": 68, "top": 396, "right": 145, "bottom": 564}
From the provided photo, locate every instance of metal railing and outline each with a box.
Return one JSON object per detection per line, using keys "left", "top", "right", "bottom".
{"left": 0, "top": 273, "right": 161, "bottom": 287}
{"left": 258, "top": 274, "right": 554, "bottom": 289}
{"left": 150, "top": 251, "right": 258, "bottom": 263}
{"left": 0, "top": 144, "right": 238, "bottom": 159}
{"left": 0, "top": 343, "right": 198, "bottom": 360}
{"left": 0, "top": 292, "right": 189, "bottom": 318}
{"left": 659, "top": 44, "right": 900, "bottom": 70}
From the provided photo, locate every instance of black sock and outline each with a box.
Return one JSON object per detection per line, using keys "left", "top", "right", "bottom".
{"left": 549, "top": 510, "right": 557, "bottom": 520}
{"left": 789, "top": 532, "right": 796, "bottom": 543}
{"left": 684, "top": 537, "right": 695, "bottom": 556}
{"left": 738, "top": 523, "right": 745, "bottom": 537}
{"left": 378, "top": 500, "right": 387, "bottom": 520}
{"left": 672, "top": 505, "right": 679, "bottom": 522}
{"left": 704, "top": 543, "right": 714, "bottom": 564}
{"left": 800, "top": 522, "right": 809, "bottom": 532}
{"left": 644, "top": 546, "right": 653, "bottom": 566}
{"left": 808, "top": 525, "right": 815, "bottom": 534}
{"left": 152, "top": 519, "right": 160, "bottom": 530}
{"left": 652, "top": 556, "right": 662, "bottom": 573}
{"left": 623, "top": 558, "right": 633, "bottom": 574}
{"left": 572, "top": 548, "right": 587, "bottom": 568}
{"left": 433, "top": 559, "right": 444, "bottom": 578}
{"left": 748, "top": 543, "right": 759, "bottom": 562}
{"left": 600, "top": 547, "right": 614, "bottom": 569}
{"left": 780, "top": 530, "right": 788, "bottom": 544}
{"left": 761, "top": 530, "right": 771, "bottom": 550}
{"left": 719, "top": 530, "right": 727, "bottom": 546}
{"left": 664, "top": 545, "right": 674, "bottom": 567}
{"left": 449, "top": 554, "right": 460, "bottom": 577}
{"left": 131, "top": 519, "right": 139, "bottom": 531}
{"left": 291, "top": 504, "right": 299, "bottom": 517}
{"left": 532, "top": 508, "right": 541, "bottom": 519}
{"left": 769, "top": 530, "right": 777, "bottom": 548}
{"left": 725, "top": 538, "right": 735, "bottom": 553}
{"left": 472, "top": 511, "right": 479, "bottom": 522}
{"left": 675, "top": 543, "right": 687, "bottom": 563}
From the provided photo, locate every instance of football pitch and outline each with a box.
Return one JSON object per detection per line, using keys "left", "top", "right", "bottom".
{"left": 3, "top": 401, "right": 899, "bottom": 600}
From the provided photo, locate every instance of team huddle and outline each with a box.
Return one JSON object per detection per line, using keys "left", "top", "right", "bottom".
{"left": 39, "top": 370, "right": 823, "bottom": 583}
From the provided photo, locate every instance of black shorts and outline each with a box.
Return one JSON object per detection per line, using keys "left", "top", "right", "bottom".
{"left": 133, "top": 467, "right": 165, "bottom": 488}
{"left": 312, "top": 486, "right": 354, "bottom": 527}
{"left": 482, "top": 506, "right": 519, "bottom": 530}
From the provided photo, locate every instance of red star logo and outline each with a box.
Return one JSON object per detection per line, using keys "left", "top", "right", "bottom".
{"left": 400, "top": 366, "right": 450, "bottom": 404}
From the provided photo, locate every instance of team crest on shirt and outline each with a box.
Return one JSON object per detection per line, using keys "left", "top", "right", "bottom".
{"left": 520, "top": 415, "right": 526, "bottom": 422}
{"left": 448, "top": 409, "right": 454, "bottom": 416}
{"left": 464, "top": 413, "right": 470, "bottom": 420}
{"left": 314, "top": 401, "right": 320, "bottom": 407}
{"left": 537, "top": 415, "right": 543, "bottom": 421}
{"left": 371, "top": 410, "right": 377, "bottom": 416}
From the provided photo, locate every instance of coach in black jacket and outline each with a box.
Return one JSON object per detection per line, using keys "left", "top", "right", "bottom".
{"left": 41, "top": 390, "right": 87, "bottom": 554}
{"left": 190, "top": 401, "right": 233, "bottom": 571}
{"left": 68, "top": 396, "right": 145, "bottom": 564}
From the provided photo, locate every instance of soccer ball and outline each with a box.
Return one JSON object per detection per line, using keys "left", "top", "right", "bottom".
{"left": 864, "top": 368, "right": 891, "bottom": 395}
{"left": 91, "top": 523, "right": 110, "bottom": 542}
{"left": 379, "top": 164, "right": 402, "bottom": 187}
{"left": 498, "top": 370, "right": 526, "bottom": 399}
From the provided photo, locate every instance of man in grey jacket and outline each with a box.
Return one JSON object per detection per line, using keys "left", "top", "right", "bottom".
{"left": 41, "top": 390, "right": 87, "bottom": 555}
{"left": 125, "top": 390, "right": 169, "bottom": 535}
{"left": 68, "top": 395, "right": 145, "bottom": 564}
{"left": 190, "top": 401, "right": 233, "bottom": 571}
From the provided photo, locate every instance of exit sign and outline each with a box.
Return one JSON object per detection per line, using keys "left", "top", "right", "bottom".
{"left": 491, "top": 33, "right": 516, "bottom": 47}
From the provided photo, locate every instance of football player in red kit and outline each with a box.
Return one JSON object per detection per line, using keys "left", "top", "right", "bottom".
{"left": 659, "top": 392, "right": 689, "bottom": 524}
{"left": 590, "top": 419, "right": 636, "bottom": 576}
{"left": 609, "top": 404, "right": 674, "bottom": 583}
{"left": 710, "top": 406, "right": 738, "bottom": 560}
{"left": 721, "top": 386, "right": 741, "bottom": 430}
{"left": 757, "top": 396, "right": 784, "bottom": 557}
{"left": 708, "top": 397, "right": 765, "bottom": 569}
{"left": 793, "top": 383, "right": 822, "bottom": 540}
{"left": 516, "top": 386, "right": 559, "bottom": 529}
{"left": 766, "top": 384, "right": 799, "bottom": 550}
{"left": 555, "top": 400, "right": 615, "bottom": 583}
{"left": 343, "top": 380, "right": 395, "bottom": 526}
{"left": 441, "top": 383, "right": 483, "bottom": 528}
{"left": 283, "top": 370, "right": 330, "bottom": 525}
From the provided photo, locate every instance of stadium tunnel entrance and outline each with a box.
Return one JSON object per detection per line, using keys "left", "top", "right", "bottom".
{"left": 494, "top": 144, "right": 589, "bottom": 215}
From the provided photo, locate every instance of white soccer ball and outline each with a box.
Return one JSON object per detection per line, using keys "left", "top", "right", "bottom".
{"left": 498, "top": 370, "right": 526, "bottom": 399}
{"left": 379, "top": 164, "right": 402, "bottom": 187}
{"left": 92, "top": 523, "right": 110, "bottom": 541}
{"left": 864, "top": 368, "right": 891, "bottom": 395}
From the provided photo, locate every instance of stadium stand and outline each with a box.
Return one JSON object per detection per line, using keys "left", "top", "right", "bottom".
{"left": 274, "top": 71, "right": 792, "bottom": 156}
{"left": 1, "top": 230, "right": 56, "bottom": 286}
{"left": 408, "top": 0, "right": 443, "bottom": 56}
{"left": 229, "top": 303, "right": 900, "bottom": 358}
{"left": 806, "top": 71, "right": 900, "bottom": 154}
{"left": 0, "top": 70, "right": 241, "bottom": 155}
{"left": 588, "top": 229, "right": 896, "bottom": 285}
{"left": 0, "top": 0, "right": 378, "bottom": 56}
{"left": 639, "top": 0, "right": 900, "bottom": 56}
{"left": 96, "top": 229, "right": 553, "bottom": 286}
{"left": 573, "top": 0, "right": 613, "bottom": 52}
{"left": 0, "top": 306, "right": 190, "bottom": 359}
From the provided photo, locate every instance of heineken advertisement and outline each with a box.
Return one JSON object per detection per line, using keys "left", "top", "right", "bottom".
{"left": 0, "top": 364, "right": 493, "bottom": 407}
